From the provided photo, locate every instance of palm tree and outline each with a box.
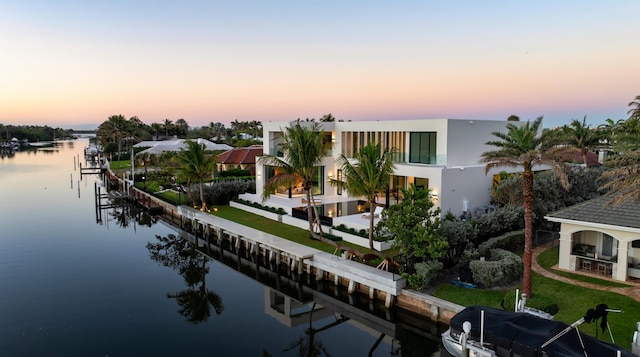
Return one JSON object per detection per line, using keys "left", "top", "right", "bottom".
{"left": 599, "top": 151, "right": 640, "bottom": 206}
{"left": 596, "top": 118, "right": 621, "bottom": 148}
{"left": 480, "top": 117, "right": 571, "bottom": 297}
{"left": 97, "top": 114, "right": 129, "bottom": 161}
{"left": 561, "top": 116, "right": 600, "bottom": 167}
{"left": 175, "top": 118, "right": 189, "bottom": 138}
{"left": 628, "top": 95, "right": 640, "bottom": 120}
{"left": 330, "top": 143, "right": 395, "bottom": 250}
{"left": 163, "top": 118, "right": 173, "bottom": 137}
{"left": 177, "top": 140, "right": 217, "bottom": 211}
{"left": 259, "top": 121, "right": 328, "bottom": 236}
{"left": 150, "top": 123, "right": 162, "bottom": 140}
{"left": 136, "top": 152, "right": 157, "bottom": 190}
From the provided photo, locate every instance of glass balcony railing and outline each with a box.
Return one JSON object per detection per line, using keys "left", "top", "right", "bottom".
{"left": 391, "top": 152, "right": 446, "bottom": 165}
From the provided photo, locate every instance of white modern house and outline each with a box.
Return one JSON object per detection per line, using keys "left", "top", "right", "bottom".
{"left": 545, "top": 195, "right": 640, "bottom": 282}
{"left": 240, "top": 118, "right": 528, "bottom": 230}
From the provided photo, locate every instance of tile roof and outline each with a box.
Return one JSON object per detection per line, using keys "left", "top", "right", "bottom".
{"left": 546, "top": 194, "right": 640, "bottom": 230}
{"left": 217, "top": 145, "right": 263, "bottom": 164}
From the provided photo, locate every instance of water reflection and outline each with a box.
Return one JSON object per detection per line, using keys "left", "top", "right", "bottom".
{"left": 97, "top": 192, "right": 158, "bottom": 228}
{"left": 281, "top": 302, "right": 348, "bottom": 357}
{"left": 147, "top": 234, "right": 224, "bottom": 323}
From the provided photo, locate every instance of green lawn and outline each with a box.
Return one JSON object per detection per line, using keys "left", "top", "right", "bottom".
{"left": 210, "top": 205, "right": 377, "bottom": 255}
{"left": 432, "top": 247, "right": 640, "bottom": 348}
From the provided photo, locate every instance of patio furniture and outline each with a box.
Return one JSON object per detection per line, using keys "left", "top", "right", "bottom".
{"left": 581, "top": 260, "right": 592, "bottom": 271}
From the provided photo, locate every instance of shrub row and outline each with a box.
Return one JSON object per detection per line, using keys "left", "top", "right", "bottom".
{"left": 332, "top": 224, "right": 386, "bottom": 242}
{"left": 232, "top": 197, "right": 287, "bottom": 215}
{"left": 470, "top": 248, "right": 522, "bottom": 288}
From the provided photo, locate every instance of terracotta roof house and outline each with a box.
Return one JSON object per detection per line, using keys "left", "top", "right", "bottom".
{"left": 545, "top": 194, "right": 640, "bottom": 282}
{"left": 216, "top": 145, "right": 263, "bottom": 175}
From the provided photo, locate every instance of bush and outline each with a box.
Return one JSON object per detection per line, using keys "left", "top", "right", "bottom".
{"left": 403, "top": 260, "right": 443, "bottom": 289}
{"left": 472, "top": 206, "right": 524, "bottom": 244}
{"left": 470, "top": 248, "right": 522, "bottom": 288}
{"left": 332, "top": 224, "right": 386, "bottom": 242}
{"left": 477, "top": 230, "right": 525, "bottom": 257}
{"left": 202, "top": 180, "right": 255, "bottom": 205}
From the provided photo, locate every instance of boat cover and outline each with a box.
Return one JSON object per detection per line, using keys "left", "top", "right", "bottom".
{"left": 449, "top": 306, "right": 634, "bottom": 357}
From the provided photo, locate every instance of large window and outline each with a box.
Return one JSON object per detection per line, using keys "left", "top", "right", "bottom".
{"left": 265, "top": 165, "right": 324, "bottom": 196}
{"left": 409, "top": 132, "right": 437, "bottom": 164}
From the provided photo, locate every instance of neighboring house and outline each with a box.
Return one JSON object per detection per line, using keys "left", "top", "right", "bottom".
{"left": 545, "top": 195, "right": 640, "bottom": 282}
{"left": 216, "top": 145, "right": 263, "bottom": 175}
{"left": 134, "top": 138, "right": 232, "bottom": 155}
{"left": 250, "top": 119, "right": 532, "bottom": 219}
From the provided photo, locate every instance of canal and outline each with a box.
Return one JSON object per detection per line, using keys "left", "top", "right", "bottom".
{"left": 0, "top": 139, "right": 443, "bottom": 356}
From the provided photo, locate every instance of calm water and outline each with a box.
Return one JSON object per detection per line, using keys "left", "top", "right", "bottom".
{"left": 0, "top": 140, "right": 442, "bottom": 356}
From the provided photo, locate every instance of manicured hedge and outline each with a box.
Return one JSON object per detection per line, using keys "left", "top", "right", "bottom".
{"left": 478, "top": 230, "right": 524, "bottom": 257}
{"left": 470, "top": 248, "right": 522, "bottom": 288}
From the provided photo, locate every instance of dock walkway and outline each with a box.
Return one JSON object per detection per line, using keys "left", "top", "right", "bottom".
{"left": 176, "top": 206, "right": 405, "bottom": 307}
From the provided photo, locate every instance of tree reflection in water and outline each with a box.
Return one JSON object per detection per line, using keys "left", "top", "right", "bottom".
{"left": 146, "top": 234, "right": 223, "bottom": 323}
{"left": 104, "top": 197, "right": 157, "bottom": 228}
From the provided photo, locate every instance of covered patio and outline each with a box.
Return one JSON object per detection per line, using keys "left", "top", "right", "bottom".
{"left": 545, "top": 195, "right": 640, "bottom": 282}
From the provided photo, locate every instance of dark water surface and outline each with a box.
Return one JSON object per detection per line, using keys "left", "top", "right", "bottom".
{"left": 0, "top": 140, "right": 441, "bottom": 356}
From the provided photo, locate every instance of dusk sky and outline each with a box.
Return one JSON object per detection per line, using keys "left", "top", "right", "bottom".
{"left": 1, "top": 1, "right": 639, "bottom": 129}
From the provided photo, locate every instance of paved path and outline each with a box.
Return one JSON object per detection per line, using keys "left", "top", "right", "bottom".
{"left": 532, "top": 242, "right": 640, "bottom": 302}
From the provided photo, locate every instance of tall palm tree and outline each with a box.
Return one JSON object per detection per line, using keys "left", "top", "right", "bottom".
{"left": 561, "top": 116, "right": 600, "bottom": 167}
{"left": 330, "top": 143, "right": 395, "bottom": 250}
{"left": 177, "top": 140, "right": 217, "bottom": 211}
{"left": 480, "top": 117, "right": 571, "bottom": 297}
{"left": 259, "top": 121, "right": 328, "bottom": 236}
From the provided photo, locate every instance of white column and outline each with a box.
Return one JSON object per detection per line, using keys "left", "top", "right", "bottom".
{"left": 615, "top": 241, "right": 629, "bottom": 281}
{"left": 558, "top": 230, "right": 573, "bottom": 270}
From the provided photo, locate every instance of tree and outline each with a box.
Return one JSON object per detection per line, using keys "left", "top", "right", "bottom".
{"left": 177, "top": 140, "right": 217, "bottom": 211}
{"left": 163, "top": 118, "right": 173, "bottom": 136}
{"left": 596, "top": 118, "right": 621, "bottom": 149}
{"left": 320, "top": 113, "right": 336, "bottom": 122}
{"left": 480, "top": 116, "right": 571, "bottom": 297}
{"left": 150, "top": 123, "right": 162, "bottom": 140}
{"left": 561, "top": 116, "right": 600, "bottom": 167}
{"left": 259, "top": 121, "right": 328, "bottom": 236}
{"left": 377, "top": 184, "right": 448, "bottom": 261}
{"left": 507, "top": 115, "right": 520, "bottom": 122}
{"left": 599, "top": 151, "right": 640, "bottom": 206}
{"left": 175, "top": 118, "right": 189, "bottom": 138}
{"left": 330, "top": 143, "right": 395, "bottom": 250}
{"left": 97, "top": 114, "right": 129, "bottom": 161}
{"left": 628, "top": 95, "right": 640, "bottom": 121}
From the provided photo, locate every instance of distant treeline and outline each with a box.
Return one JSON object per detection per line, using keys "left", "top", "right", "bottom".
{"left": 0, "top": 124, "right": 76, "bottom": 142}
